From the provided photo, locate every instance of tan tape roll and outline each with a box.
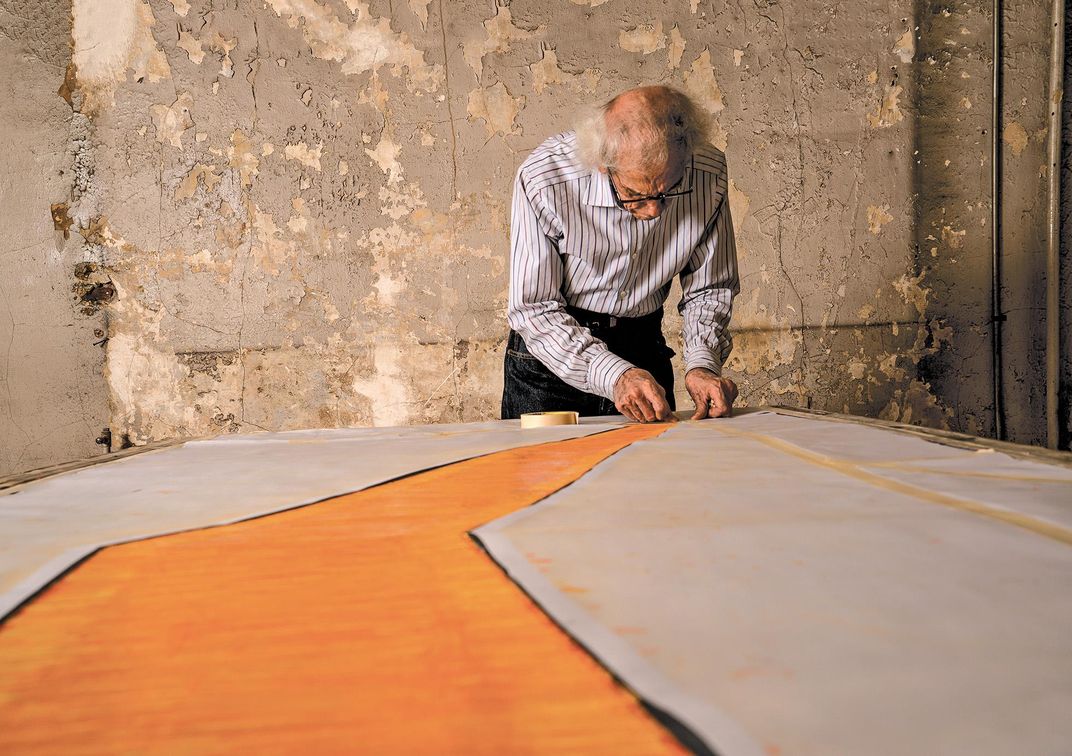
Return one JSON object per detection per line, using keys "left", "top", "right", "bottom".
{"left": 520, "top": 411, "right": 579, "bottom": 429}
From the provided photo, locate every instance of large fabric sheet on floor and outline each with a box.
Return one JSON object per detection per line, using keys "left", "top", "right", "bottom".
{"left": 474, "top": 411, "right": 1072, "bottom": 756}
{"left": 0, "top": 426, "right": 685, "bottom": 753}
{"left": 0, "top": 419, "right": 622, "bottom": 622}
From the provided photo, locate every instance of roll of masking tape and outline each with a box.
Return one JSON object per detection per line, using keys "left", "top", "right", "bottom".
{"left": 520, "top": 411, "right": 579, "bottom": 429}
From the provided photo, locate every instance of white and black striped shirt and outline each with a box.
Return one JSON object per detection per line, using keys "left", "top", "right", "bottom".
{"left": 507, "top": 131, "right": 740, "bottom": 400}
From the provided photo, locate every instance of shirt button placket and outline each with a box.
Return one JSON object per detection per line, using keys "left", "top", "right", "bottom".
{"left": 624, "top": 244, "right": 640, "bottom": 306}
{"left": 620, "top": 222, "right": 636, "bottom": 307}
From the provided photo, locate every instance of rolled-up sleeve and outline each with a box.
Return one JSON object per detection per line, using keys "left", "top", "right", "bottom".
{"left": 506, "top": 168, "right": 633, "bottom": 399}
{"left": 678, "top": 190, "right": 740, "bottom": 376}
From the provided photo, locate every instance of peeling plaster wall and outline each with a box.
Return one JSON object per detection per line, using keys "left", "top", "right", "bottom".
{"left": 3, "top": 0, "right": 1063, "bottom": 458}
{"left": 996, "top": 0, "right": 1057, "bottom": 447}
{"left": 913, "top": 1, "right": 996, "bottom": 440}
{"left": 0, "top": 0, "right": 109, "bottom": 476}
{"left": 916, "top": 0, "right": 1062, "bottom": 446}
{"left": 69, "top": 0, "right": 935, "bottom": 444}
{"left": 1060, "top": 1, "right": 1072, "bottom": 450}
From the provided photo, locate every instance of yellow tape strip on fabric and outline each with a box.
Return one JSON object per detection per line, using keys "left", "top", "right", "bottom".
{"left": 863, "top": 460, "right": 1072, "bottom": 484}
{"left": 711, "top": 424, "right": 1072, "bottom": 548}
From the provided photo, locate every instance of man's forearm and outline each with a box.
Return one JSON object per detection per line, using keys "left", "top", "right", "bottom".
{"left": 680, "top": 287, "right": 734, "bottom": 376}
{"left": 508, "top": 305, "right": 634, "bottom": 398}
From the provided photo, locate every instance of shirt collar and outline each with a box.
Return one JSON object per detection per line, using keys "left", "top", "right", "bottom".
{"left": 584, "top": 169, "right": 619, "bottom": 207}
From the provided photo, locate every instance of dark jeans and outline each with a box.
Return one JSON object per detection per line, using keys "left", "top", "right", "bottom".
{"left": 501, "top": 308, "right": 676, "bottom": 419}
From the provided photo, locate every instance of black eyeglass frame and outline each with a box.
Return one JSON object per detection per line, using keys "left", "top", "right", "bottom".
{"left": 607, "top": 156, "right": 695, "bottom": 208}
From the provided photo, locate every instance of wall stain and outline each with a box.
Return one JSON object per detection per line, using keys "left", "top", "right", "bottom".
{"left": 64, "top": 0, "right": 994, "bottom": 444}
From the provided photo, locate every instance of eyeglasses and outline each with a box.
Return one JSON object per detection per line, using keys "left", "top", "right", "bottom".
{"left": 608, "top": 156, "right": 694, "bottom": 208}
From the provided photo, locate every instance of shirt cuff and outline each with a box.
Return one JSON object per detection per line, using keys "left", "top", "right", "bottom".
{"left": 587, "top": 349, "right": 635, "bottom": 400}
{"left": 684, "top": 350, "right": 724, "bottom": 377}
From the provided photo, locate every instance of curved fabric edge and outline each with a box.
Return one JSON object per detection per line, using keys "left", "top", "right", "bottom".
{"left": 0, "top": 420, "right": 626, "bottom": 625}
{"left": 471, "top": 412, "right": 1072, "bottom": 755}
{"left": 470, "top": 523, "right": 764, "bottom": 756}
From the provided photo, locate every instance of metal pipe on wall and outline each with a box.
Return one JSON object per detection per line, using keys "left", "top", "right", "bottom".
{"left": 992, "top": 0, "right": 1007, "bottom": 441}
{"left": 1045, "top": 0, "right": 1065, "bottom": 450}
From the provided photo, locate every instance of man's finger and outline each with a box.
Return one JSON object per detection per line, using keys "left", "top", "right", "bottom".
{"left": 685, "top": 386, "right": 707, "bottom": 420}
{"left": 720, "top": 378, "right": 739, "bottom": 416}
{"left": 635, "top": 394, "right": 657, "bottom": 422}
{"left": 627, "top": 400, "right": 647, "bottom": 423}
{"left": 640, "top": 380, "right": 672, "bottom": 422}
{"left": 648, "top": 391, "right": 672, "bottom": 421}
{"left": 708, "top": 392, "right": 729, "bottom": 417}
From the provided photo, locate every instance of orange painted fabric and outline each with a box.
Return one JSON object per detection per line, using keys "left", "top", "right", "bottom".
{"left": 0, "top": 424, "right": 681, "bottom": 754}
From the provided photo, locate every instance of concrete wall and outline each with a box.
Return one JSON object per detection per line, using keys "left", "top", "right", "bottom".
{"left": 0, "top": 0, "right": 109, "bottom": 475}
{"left": 996, "top": 0, "right": 1054, "bottom": 446}
{"left": 0, "top": 0, "right": 1066, "bottom": 475}
{"left": 66, "top": 0, "right": 927, "bottom": 443}
{"left": 1061, "top": 0, "right": 1072, "bottom": 451}
{"left": 916, "top": 0, "right": 1063, "bottom": 447}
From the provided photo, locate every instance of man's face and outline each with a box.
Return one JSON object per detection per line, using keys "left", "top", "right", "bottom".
{"left": 607, "top": 155, "right": 689, "bottom": 221}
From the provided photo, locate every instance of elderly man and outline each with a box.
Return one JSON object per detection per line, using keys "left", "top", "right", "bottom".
{"left": 501, "top": 85, "right": 739, "bottom": 423}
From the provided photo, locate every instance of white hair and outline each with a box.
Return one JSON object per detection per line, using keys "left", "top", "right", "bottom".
{"left": 575, "top": 86, "right": 710, "bottom": 172}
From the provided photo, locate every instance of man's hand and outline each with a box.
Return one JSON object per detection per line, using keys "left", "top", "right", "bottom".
{"left": 685, "top": 368, "right": 738, "bottom": 420}
{"left": 613, "top": 368, "right": 674, "bottom": 423}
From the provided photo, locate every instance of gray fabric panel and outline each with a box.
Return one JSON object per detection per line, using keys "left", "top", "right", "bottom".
{"left": 0, "top": 418, "right": 622, "bottom": 622}
{"left": 858, "top": 455, "right": 1072, "bottom": 530}
{"left": 475, "top": 412, "right": 1072, "bottom": 756}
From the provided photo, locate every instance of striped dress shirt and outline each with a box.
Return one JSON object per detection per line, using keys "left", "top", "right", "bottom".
{"left": 507, "top": 131, "right": 740, "bottom": 400}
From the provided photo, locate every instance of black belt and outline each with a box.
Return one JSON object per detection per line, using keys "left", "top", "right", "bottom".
{"left": 566, "top": 305, "right": 663, "bottom": 332}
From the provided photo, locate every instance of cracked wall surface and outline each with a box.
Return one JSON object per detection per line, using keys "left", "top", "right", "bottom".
{"left": 916, "top": 0, "right": 1063, "bottom": 446}
{"left": 76, "top": 0, "right": 934, "bottom": 444}
{"left": 1062, "top": 1, "right": 1072, "bottom": 450}
{"left": 0, "top": 0, "right": 110, "bottom": 475}
{"left": 0, "top": 0, "right": 1066, "bottom": 471}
